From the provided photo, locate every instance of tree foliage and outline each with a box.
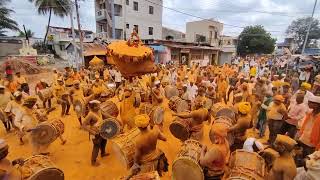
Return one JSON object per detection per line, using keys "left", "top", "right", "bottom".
{"left": 286, "top": 17, "right": 320, "bottom": 49}
{"left": 29, "top": 0, "right": 72, "bottom": 44}
{"left": 18, "top": 29, "right": 35, "bottom": 37}
{"left": 237, "top": 25, "right": 276, "bottom": 55}
{"left": 0, "top": 0, "right": 19, "bottom": 35}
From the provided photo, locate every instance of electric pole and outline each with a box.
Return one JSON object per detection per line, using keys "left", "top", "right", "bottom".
{"left": 75, "top": 0, "right": 84, "bottom": 66}
{"left": 302, "top": 0, "right": 318, "bottom": 54}
{"left": 70, "top": 4, "right": 77, "bottom": 68}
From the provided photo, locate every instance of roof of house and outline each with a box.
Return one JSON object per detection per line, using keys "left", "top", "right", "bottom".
{"left": 49, "top": 26, "right": 93, "bottom": 34}
{"left": 66, "top": 42, "right": 107, "bottom": 56}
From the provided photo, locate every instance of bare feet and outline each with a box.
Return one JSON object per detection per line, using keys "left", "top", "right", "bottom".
{"left": 101, "top": 153, "right": 110, "bottom": 158}
{"left": 91, "top": 161, "right": 100, "bottom": 167}
{"left": 61, "top": 140, "right": 67, "bottom": 145}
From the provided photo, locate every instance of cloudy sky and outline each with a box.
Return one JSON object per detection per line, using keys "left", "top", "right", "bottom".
{"left": 7, "top": 0, "right": 320, "bottom": 42}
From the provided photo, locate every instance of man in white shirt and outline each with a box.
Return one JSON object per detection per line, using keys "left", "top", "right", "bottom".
{"left": 187, "top": 81, "right": 198, "bottom": 101}
{"left": 114, "top": 70, "right": 122, "bottom": 88}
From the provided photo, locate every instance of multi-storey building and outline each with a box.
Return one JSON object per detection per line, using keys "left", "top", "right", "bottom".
{"left": 95, "top": 0, "right": 163, "bottom": 40}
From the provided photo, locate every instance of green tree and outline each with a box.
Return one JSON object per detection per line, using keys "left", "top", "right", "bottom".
{"left": 29, "top": 0, "right": 71, "bottom": 44}
{"left": 18, "top": 29, "right": 35, "bottom": 37}
{"left": 0, "top": 0, "right": 19, "bottom": 36}
{"left": 286, "top": 17, "right": 320, "bottom": 49}
{"left": 237, "top": 25, "right": 276, "bottom": 55}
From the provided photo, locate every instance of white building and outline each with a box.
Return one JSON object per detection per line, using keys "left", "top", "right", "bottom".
{"left": 95, "top": 0, "right": 163, "bottom": 40}
{"left": 47, "top": 26, "right": 95, "bottom": 60}
{"left": 186, "top": 19, "right": 223, "bottom": 47}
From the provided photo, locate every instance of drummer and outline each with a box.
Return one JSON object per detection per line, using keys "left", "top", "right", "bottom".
{"left": 35, "top": 79, "right": 52, "bottom": 109}
{"left": 150, "top": 80, "right": 163, "bottom": 107}
{"left": 82, "top": 100, "right": 109, "bottom": 166}
{"left": 228, "top": 102, "right": 252, "bottom": 150}
{"left": 131, "top": 114, "right": 168, "bottom": 177}
{"left": 172, "top": 98, "right": 209, "bottom": 141}
{"left": 267, "top": 135, "right": 297, "bottom": 180}
{"left": 70, "top": 80, "right": 85, "bottom": 126}
{"left": 0, "top": 85, "right": 12, "bottom": 132}
{"left": 54, "top": 78, "right": 70, "bottom": 117}
{"left": 200, "top": 123, "right": 230, "bottom": 179}
{"left": 120, "top": 87, "right": 137, "bottom": 130}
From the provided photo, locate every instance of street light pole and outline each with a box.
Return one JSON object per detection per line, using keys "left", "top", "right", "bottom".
{"left": 302, "top": 0, "right": 318, "bottom": 54}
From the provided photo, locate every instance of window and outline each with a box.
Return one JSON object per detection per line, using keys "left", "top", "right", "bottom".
{"left": 133, "top": 1, "right": 138, "bottom": 11}
{"left": 214, "top": 31, "right": 218, "bottom": 39}
{"left": 148, "top": 27, "right": 153, "bottom": 35}
{"left": 126, "top": 24, "right": 129, "bottom": 29}
{"left": 114, "top": 4, "right": 122, "bottom": 16}
{"left": 100, "top": 25, "right": 103, "bottom": 32}
{"left": 115, "top": 29, "right": 123, "bottom": 39}
{"left": 134, "top": 25, "right": 139, "bottom": 33}
{"left": 60, "top": 44, "right": 65, "bottom": 51}
{"left": 126, "top": 0, "right": 129, "bottom": 5}
{"left": 149, "top": 6, "right": 154, "bottom": 14}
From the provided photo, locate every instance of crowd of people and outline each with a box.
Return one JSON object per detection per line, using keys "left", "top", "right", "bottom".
{"left": 0, "top": 55, "right": 320, "bottom": 180}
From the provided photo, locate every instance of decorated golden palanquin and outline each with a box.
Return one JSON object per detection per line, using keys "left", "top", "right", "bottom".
{"left": 107, "top": 31, "right": 158, "bottom": 78}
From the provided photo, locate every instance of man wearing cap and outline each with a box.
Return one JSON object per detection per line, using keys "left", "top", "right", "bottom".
{"left": 35, "top": 79, "right": 51, "bottom": 109}
{"left": 187, "top": 81, "right": 198, "bottom": 101}
{"left": 290, "top": 82, "right": 313, "bottom": 107}
{"left": 201, "top": 123, "right": 230, "bottom": 179}
{"left": 268, "top": 134, "right": 297, "bottom": 180}
{"left": 229, "top": 102, "right": 252, "bottom": 149}
{"left": 267, "top": 95, "right": 287, "bottom": 145}
{"left": 54, "top": 78, "right": 70, "bottom": 117}
{"left": 132, "top": 114, "right": 168, "bottom": 176}
{"left": 173, "top": 98, "right": 209, "bottom": 141}
{"left": 70, "top": 80, "right": 85, "bottom": 126}
{"left": 206, "top": 85, "right": 216, "bottom": 103}
{"left": 295, "top": 151, "right": 320, "bottom": 180}
{"left": 82, "top": 100, "right": 108, "bottom": 166}
{"left": 4, "top": 91, "right": 23, "bottom": 138}
{"left": 312, "top": 74, "right": 320, "bottom": 95}
{"left": 0, "top": 85, "right": 12, "bottom": 132}
{"left": 298, "top": 94, "right": 320, "bottom": 159}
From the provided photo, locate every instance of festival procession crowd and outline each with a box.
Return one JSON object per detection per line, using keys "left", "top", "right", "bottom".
{"left": 1, "top": 53, "right": 320, "bottom": 180}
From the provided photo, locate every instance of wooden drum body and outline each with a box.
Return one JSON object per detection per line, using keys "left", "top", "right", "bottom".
{"left": 38, "top": 88, "right": 53, "bottom": 101}
{"left": 211, "top": 103, "right": 235, "bottom": 120}
{"left": 169, "top": 96, "right": 189, "bottom": 113}
{"left": 99, "top": 117, "right": 122, "bottom": 139}
{"left": 111, "top": 128, "right": 140, "bottom": 169}
{"left": 172, "top": 139, "right": 204, "bottom": 180}
{"left": 225, "top": 150, "right": 265, "bottom": 180}
{"left": 31, "top": 119, "right": 65, "bottom": 145}
{"left": 18, "top": 155, "right": 64, "bottom": 180}
{"left": 210, "top": 116, "right": 236, "bottom": 146}
{"left": 169, "top": 117, "right": 191, "bottom": 141}
{"left": 100, "top": 101, "right": 119, "bottom": 119}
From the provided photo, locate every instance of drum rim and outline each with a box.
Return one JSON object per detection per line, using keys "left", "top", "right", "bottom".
{"left": 100, "top": 118, "right": 121, "bottom": 139}
{"left": 169, "top": 121, "right": 190, "bottom": 141}
{"left": 28, "top": 167, "right": 64, "bottom": 180}
{"left": 172, "top": 157, "right": 204, "bottom": 180}
{"left": 31, "top": 124, "right": 56, "bottom": 145}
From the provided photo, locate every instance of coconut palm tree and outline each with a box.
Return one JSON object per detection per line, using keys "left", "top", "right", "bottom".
{"left": 29, "top": 0, "right": 72, "bottom": 44}
{"left": 18, "top": 29, "right": 35, "bottom": 37}
{"left": 0, "top": 0, "right": 19, "bottom": 35}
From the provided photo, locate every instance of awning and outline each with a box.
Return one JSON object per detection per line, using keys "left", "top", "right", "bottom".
{"left": 149, "top": 45, "right": 166, "bottom": 52}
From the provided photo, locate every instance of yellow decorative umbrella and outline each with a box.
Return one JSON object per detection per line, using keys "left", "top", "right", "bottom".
{"left": 107, "top": 31, "right": 157, "bottom": 77}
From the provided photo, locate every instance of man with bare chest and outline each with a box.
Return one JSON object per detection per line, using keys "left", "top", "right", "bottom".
{"left": 131, "top": 114, "right": 168, "bottom": 177}
{"left": 173, "top": 98, "right": 209, "bottom": 141}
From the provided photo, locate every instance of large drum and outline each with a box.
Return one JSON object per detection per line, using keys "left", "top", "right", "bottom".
{"left": 150, "top": 106, "right": 164, "bottom": 125}
{"left": 169, "top": 117, "right": 191, "bottom": 141}
{"left": 165, "top": 85, "right": 179, "bottom": 99}
{"left": 130, "top": 171, "right": 160, "bottom": 180}
{"left": 209, "top": 116, "right": 236, "bottom": 146}
{"left": 99, "top": 117, "right": 122, "bottom": 139}
{"left": 111, "top": 128, "right": 141, "bottom": 169}
{"left": 169, "top": 96, "right": 189, "bottom": 113}
{"left": 38, "top": 88, "right": 53, "bottom": 101}
{"left": 172, "top": 139, "right": 204, "bottom": 180}
{"left": 18, "top": 155, "right": 64, "bottom": 180}
{"left": 211, "top": 103, "right": 235, "bottom": 121}
{"left": 73, "top": 98, "right": 86, "bottom": 118}
{"left": 31, "top": 119, "right": 65, "bottom": 145}
{"left": 82, "top": 84, "right": 93, "bottom": 97}
{"left": 100, "top": 101, "right": 119, "bottom": 119}
{"left": 224, "top": 150, "right": 265, "bottom": 180}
